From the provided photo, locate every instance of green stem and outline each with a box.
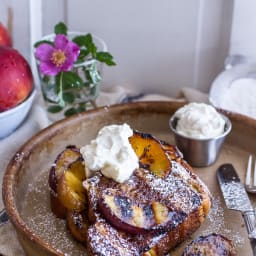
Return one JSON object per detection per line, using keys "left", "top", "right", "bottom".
{"left": 57, "top": 71, "right": 65, "bottom": 107}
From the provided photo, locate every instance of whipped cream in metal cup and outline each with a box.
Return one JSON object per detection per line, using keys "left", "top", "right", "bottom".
{"left": 169, "top": 103, "right": 232, "bottom": 167}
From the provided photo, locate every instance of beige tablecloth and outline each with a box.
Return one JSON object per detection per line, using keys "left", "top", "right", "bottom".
{"left": 0, "top": 86, "right": 208, "bottom": 255}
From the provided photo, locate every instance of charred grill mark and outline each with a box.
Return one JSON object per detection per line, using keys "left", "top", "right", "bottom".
{"left": 140, "top": 145, "right": 154, "bottom": 164}
{"left": 167, "top": 210, "right": 187, "bottom": 229}
{"left": 191, "top": 194, "right": 201, "bottom": 208}
{"left": 136, "top": 131, "right": 154, "bottom": 140}
{"left": 139, "top": 163, "right": 151, "bottom": 170}
{"left": 141, "top": 146, "right": 150, "bottom": 158}
{"left": 143, "top": 204, "right": 154, "bottom": 218}
{"left": 115, "top": 195, "right": 133, "bottom": 218}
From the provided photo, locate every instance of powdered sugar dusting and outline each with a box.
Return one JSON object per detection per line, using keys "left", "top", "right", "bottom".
{"left": 203, "top": 196, "right": 245, "bottom": 247}
{"left": 21, "top": 171, "right": 86, "bottom": 255}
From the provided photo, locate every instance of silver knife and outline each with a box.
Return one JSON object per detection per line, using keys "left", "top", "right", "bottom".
{"left": 217, "top": 163, "right": 256, "bottom": 255}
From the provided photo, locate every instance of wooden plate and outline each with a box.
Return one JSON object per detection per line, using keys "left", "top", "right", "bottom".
{"left": 3, "top": 101, "right": 256, "bottom": 256}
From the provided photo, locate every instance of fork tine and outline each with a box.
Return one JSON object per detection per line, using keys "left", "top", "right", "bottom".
{"left": 246, "top": 154, "right": 252, "bottom": 187}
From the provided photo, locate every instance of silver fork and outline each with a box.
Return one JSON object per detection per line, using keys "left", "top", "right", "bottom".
{"left": 245, "top": 155, "right": 256, "bottom": 193}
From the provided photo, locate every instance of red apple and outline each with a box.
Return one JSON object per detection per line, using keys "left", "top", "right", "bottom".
{"left": 0, "top": 46, "right": 34, "bottom": 112}
{"left": 0, "top": 22, "right": 12, "bottom": 47}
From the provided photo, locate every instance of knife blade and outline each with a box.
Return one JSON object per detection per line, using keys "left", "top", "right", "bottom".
{"left": 217, "top": 163, "right": 253, "bottom": 212}
{"left": 217, "top": 163, "right": 256, "bottom": 255}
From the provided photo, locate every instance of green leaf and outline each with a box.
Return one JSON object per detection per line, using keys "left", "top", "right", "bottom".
{"left": 47, "top": 105, "right": 63, "bottom": 113}
{"left": 96, "top": 52, "right": 116, "bottom": 66}
{"left": 64, "top": 103, "right": 88, "bottom": 117}
{"left": 72, "top": 35, "right": 88, "bottom": 47}
{"left": 73, "top": 34, "right": 97, "bottom": 57}
{"left": 54, "top": 22, "right": 67, "bottom": 35}
{"left": 63, "top": 92, "right": 75, "bottom": 103}
{"left": 77, "top": 103, "right": 87, "bottom": 112}
{"left": 62, "top": 72, "right": 84, "bottom": 89}
{"left": 55, "top": 73, "right": 62, "bottom": 94}
{"left": 64, "top": 108, "right": 78, "bottom": 117}
{"left": 76, "top": 49, "right": 90, "bottom": 63}
{"left": 34, "top": 40, "right": 54, "bottom": 48}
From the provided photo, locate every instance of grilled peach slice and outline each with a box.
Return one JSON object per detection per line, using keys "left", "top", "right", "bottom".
{"left": 49, "top": 145, "right": 81, "bottom": 191}
{"left": 66, "top": 210, "right": 89, "bottom": 244}
{"left": 144, "top": 247, "right": 158, "bottom": 256}
{"left": 99, "top": 189, "right": 186, "bottom": 234}
{"left": 48, "top": 145, "right": 81, "bottom": 218}
{"left": 129, "top": 131, "right": 171, "bottom": 178}
{"left": 57, "top": 159, "right": 86, "bottom": 212}
{"left": 49, "top": 192, "right": 67, "bottom": 219}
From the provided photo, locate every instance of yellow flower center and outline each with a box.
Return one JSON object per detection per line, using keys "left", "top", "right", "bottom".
{"left": 51, "top": 49, "right": 66, "bottom": 67}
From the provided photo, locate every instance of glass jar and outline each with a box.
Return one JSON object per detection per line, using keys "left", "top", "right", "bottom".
{"left": 35, "top": 32, "right": 107, "bottom": 122}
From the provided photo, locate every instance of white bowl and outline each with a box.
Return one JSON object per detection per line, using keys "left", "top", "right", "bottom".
{"left": 209, "top": 63, "right": 256, "bottom": 118}
{"left": 0, "top": 89, "right": 36, "bottom": 139}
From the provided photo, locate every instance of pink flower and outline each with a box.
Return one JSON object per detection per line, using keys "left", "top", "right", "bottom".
{"left": 35, "top": 34, "right": 80, "bottom": 76}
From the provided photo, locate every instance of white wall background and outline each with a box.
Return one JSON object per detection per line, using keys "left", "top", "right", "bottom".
{"left": 66, "top": 1, "right": 233, "bottom": 96}
{"left": 0, "top": 0, "right": 30, "bottom": 60}
{"left": 230, "top": 0, "right": 256, "bottom": 60}
{"left": 1, "top": 0, "right": 253, "bottom": 97}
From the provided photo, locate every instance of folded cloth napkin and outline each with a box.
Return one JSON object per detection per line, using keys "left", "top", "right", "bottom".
{"left": 0, "top": 86, "right": 208, "bottom": 256}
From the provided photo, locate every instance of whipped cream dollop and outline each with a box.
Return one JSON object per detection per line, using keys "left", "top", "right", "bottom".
{"left": 173, "top": 102, "right": 225, "bottom": 139}
{"left": 80, "top": 123, "right": 139, "bottom": 183}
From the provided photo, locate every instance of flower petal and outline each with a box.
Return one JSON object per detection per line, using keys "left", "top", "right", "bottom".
{"left": 35, "top": 44, "right": 54, "bottom": 61}
{"left": 60, "top": 60, "right": 73, "bottom": 71}
{"left": 54, "top": 34, "right": 69, "bottom": 50}
{"left": 36, "top": 34, "right": 81, "bottom": 74}
{"left": 64, "top": 41, "right": 80, "bottom": 62}
{"left": 59, "top": 42, "right": 80, "bottom": 71}
{"left": 40, "top": 62, "right": 59, "bottom": 76}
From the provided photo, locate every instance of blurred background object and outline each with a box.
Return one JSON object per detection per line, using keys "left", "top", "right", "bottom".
{"left": 0, "top": 0, "right": 256, "bottom": 115}
{"left": 0, "top": 0, "right": 235, "bottom": 96}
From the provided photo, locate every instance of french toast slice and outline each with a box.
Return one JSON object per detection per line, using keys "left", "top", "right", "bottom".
{"left": 83, "top": 150, "right": 211, "bottom": 256}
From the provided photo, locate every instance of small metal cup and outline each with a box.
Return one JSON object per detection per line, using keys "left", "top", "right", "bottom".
{"left": 169, "top": 113, "right": 232, "bottom": 167}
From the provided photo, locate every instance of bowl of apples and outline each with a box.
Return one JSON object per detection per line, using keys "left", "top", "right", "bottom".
{"left": 0, "top": 45, "right": 35, "bottom": 139}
